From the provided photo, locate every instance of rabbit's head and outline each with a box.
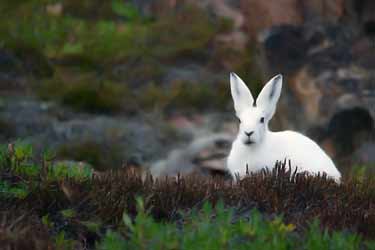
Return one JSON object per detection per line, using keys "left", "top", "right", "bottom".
{"left": 230, "top": 73, "right": 283, "bottom": 146}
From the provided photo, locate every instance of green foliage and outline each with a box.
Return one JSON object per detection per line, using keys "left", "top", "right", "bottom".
{"left": 55, "top": 231, "right": 76, "bottom": 250}
{"left": 13, "top": 140, "right": 33, "bottom": 161}
{"left": 0, "top": 1, "right": 216, "bottom": 64}
{"left": 61, "top": 80, "right": 129, "bottom": 113}
{"left": 96, "top": 200, "right": 367, "bottom": 250}
{"left": 139, "top": 81, "right": 229, "bottom": 112}
{"left": 347, "top": 164, "right": 375, "bottom": 183}
{"left": 0, "top": 180, "right": 29, "bottom": 199}
{"left": 98, "top": 230, "right": 127, "bottom": 250}
{"left": 38, "top": 73, "right": 132, "bottom": 113}
{"left": 38, "top": 72, "right": 228, "bottom": 113}
{"left": 305, "top": 220, "right": 361, "bottom": 250}
{"left": 48, "top": 161, "right": 93, "bottom": 181}
{"left": 145, "top": 4, "right": 217, "bottom": 60}
{"left": 112, "top": 0, "right": 141, "bottom": 21}
{"left": 42, "top": 214, "right": 55, "bottom": 229}
{"left": 7, "top": 141, "right": 42, "bottom": 178}
{"left": 81, "top": 220, "right": 102, "bottom": 233}
{"left": 56, "top": 140, "right": 124, "bottom": 170}
{"left": 61, "top": 208, "right": 76, "bottom": 219}
{"left": 0, "top": 1, "right": 240, "bottom": 113}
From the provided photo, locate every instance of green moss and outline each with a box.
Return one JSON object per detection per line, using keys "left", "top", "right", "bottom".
{"left": 1, "top": 1, "right": 218, "bottom": 64}
{"left": 38, "top": 71, "right": 229, "bottom": 113}
{"left": 138, "top": 80, "right": 229, "bottom": 112}
{"left": 0, "top": 180, "right": 29, "bottom": 199}
{"left": 146, "top": 4, "right": 217, "bottom": 60}
{"left": 57, "top": 141, "right": 123, "bottom": 170}
{"left": 48, "top": 161, "right": 93, "bottom": 181}
{"left": 38, "top": 71, "right": 133, "bottom": 113}
{"left": 61, "top": 81, "right": 126, "bottom": 113}
{"left": 1, "top": 1, "right": 256, "bottom": 114}
{"left": 169, "top": 81, "right": 229, "bottom": 111}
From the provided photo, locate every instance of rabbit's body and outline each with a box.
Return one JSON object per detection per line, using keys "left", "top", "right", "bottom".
{"left": 226, "top": 73, "right": 341, "bottom": 182}
{"left": 228, "top": 130, "right": 341, "bottom": 180}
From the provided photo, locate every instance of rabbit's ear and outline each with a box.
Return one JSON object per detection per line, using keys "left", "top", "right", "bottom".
{"left": 230, "top": 72, "right": 254, "bottom": 115}
{"left": 256, "top": 74, "right": 283, "bottom": 119}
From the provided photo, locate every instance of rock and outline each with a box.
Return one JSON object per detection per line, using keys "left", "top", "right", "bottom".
{"left": 240, "top": 0, "right": 375, "bottom": 40}
{"left": 353, "top": 141, "right": 375, "bottom": 165}
{"left": 150, "top": 133, "right": 234, "bottom": 176}
{"left": 162, "top": 63, "right": 225, "bottom": 87}
{"left": 263, "top": 24, "right": 374, "bottom": 120}
{"left": 0, "top": 96, "right": 182, "bottom": 169}
{"left": 241, "top": 0, "right": 303, "bottom": 40}
{"left": 191, "top": 0, "right": 248, "bottom": 50}
{"left": 0, "top": 47, "right": 53, "bottom": 92}
{"left": 46, "top": 3, "right": 63, "bottom": 16}
{"left": 0, "top": 49, "right": 27, "bottom": 91}
{"left": 257, "top": 20, "right": 375, "bottom": 163}
{"left": 301, "top": 0, "right": 345, "bottom": 23}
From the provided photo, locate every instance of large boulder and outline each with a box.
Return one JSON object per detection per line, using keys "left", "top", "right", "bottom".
{"left": 257, "top": 22, "right": 374, "bottom": 162}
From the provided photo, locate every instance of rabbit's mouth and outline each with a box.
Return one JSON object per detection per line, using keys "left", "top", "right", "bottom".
{"left": 244, "top": 139, "right": 254, "bottom": 146}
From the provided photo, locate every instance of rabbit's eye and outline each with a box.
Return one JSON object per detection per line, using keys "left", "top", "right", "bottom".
{"left": 260, "top": 117, "right": 265, "bottom": 123}
{"left": 236, "top": 117, "right": 241, "bottom": 123}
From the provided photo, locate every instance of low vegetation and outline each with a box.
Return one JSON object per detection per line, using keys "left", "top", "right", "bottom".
{"left": 0, "top": 142, "right": 374, "bottom": 249}
{"left": 37, "top": 71, "right": 230, "bottom": 114}
{"left": 0, "top": 0, "right": 261, "bottom": 114}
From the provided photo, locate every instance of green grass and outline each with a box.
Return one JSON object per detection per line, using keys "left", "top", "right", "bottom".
{"left": 0, "top": 1, "right": 217, "bottom": 65}
{"left": 96, "top": 198, "right": 366, "bottom": 250}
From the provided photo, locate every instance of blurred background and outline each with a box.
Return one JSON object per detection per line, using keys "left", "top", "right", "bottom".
{"left": 0, "top": 0, "right": 374, "bottom": 176}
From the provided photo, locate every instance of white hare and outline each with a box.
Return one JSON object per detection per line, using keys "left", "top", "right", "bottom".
{"left": 226, "top": 73, "right": 341, "bottom": 182}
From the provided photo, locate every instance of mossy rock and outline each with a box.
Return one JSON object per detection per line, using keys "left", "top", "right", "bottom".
{"left": 57, "top": 141, "right": 124, "bottom": 171}
{"left": 37, "top": 70, "right": 134, "bottom": 114}
{"left": 146, "top": 4, "right": 217, "bottom": 60}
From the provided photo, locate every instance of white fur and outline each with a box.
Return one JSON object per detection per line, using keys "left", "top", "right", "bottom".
{"left": 227, "top": 73, "right": 341, "bottom": 182}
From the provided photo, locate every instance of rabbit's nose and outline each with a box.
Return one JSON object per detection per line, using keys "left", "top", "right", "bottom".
{"left": 244, "top": 131, "right": 254, "bottom": 137}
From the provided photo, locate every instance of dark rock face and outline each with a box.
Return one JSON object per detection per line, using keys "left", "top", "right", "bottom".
{"left": 258, "top": 20, "right": 375, "bottom": 163}
{"left": 0, "top": 49, "right": 26, "bottom": 91}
